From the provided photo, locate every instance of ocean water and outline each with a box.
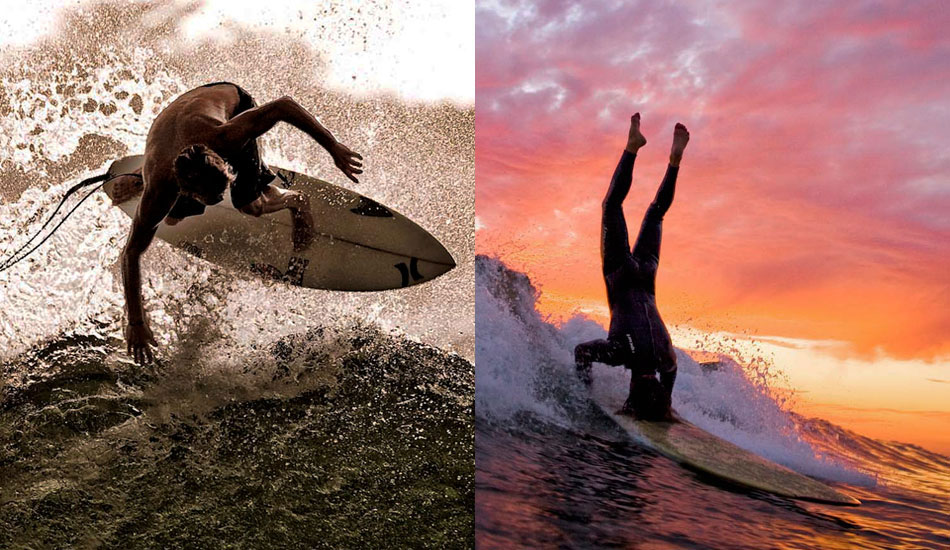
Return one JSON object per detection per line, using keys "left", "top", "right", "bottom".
{"left": 0, "top": 4, "right": 473, "bottom": 548}
{"left": 475, "top": 255, "right": 950, "bottom": 550}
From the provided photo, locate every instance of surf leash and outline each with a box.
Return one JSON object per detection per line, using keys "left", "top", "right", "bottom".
{"left": 0, "top": 172, "right": 110, "bottom": 273}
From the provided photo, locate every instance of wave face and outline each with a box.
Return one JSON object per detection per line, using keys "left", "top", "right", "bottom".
{"left": 0, "top": 3, "right": 472, "bottom": 547}
{"left": 0, "top": 325, "right": 474, "bottom": 548}
{"left": 475, "top": 254, "right": 950, "bottom": 550}
{"left": 0, "top": 2, "right": 473, "bottom": 361}
{"left": 475, "top": 255, "right": 868, "bottom": 482}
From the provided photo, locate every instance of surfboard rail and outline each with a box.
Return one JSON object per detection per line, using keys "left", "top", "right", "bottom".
{"left": 592, "top": 389, "right": 861, "bottom": 506}
{"left": 104, "top": 155, "right": 455, "bottom": 291}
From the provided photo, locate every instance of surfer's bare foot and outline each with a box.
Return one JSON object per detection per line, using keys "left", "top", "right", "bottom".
{"left": 670, "top": 123, "right": 689, "bottom": 167}
{"left": 625, "top": 113, "right": 647, "bottom": 154}
{"left": 291, "top": 209, "right": 314, "bottom": 252}
{"left": 104, "top": 173, "right": 144, "bottom": 205}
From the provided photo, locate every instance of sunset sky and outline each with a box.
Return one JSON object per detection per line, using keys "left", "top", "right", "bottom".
{"left": 476, "top": 1, "right": 949, "bottom": 449}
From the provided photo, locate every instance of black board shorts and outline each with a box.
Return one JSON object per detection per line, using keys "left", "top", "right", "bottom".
{"left": 168, "top": 82, "right": 275, "bottom": 219}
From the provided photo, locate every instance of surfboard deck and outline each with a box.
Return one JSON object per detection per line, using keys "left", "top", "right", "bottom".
{"left": 594, "top": 392, "right": 861, "bottom": 506}
{"left": 105, "top": 155, "right": 455, "bottom": 291}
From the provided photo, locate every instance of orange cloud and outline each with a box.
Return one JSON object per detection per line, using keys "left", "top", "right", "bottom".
{"left": 477, "top": 1, "right": 950, "bottom": 361}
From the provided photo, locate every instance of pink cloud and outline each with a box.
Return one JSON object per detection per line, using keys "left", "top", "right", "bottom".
{"left": 477, "top": 0, "right": 950, "bottom": 359}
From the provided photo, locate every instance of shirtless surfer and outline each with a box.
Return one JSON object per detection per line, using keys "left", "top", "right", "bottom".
{"left": 574, "top": 113, "right": 689, "bottom": 420}
{"left": 105, "top": 82, "right": 363, "bottom": 365}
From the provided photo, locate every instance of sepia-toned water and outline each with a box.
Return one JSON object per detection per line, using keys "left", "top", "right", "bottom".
{"left": 1, "top": 3, "right": 473, "bottom": 548}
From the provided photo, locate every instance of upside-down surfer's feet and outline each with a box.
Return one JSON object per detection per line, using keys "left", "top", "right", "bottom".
{"left": 670, "top": 123, "right": 690, "bottom": 167}
{"left": 625, "top": 112, "right": 647, "bottom": 154}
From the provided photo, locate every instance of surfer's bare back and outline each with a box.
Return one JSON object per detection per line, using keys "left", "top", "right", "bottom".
{"left": 112, "top": 82, "right": 363, "bottom": 365}
{"left": 574, "top": 113, "right": 689, "bottom": 420}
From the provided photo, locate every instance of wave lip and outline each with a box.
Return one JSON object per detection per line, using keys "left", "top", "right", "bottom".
{"left": 475, "top": 254, "right": 876, "bottom": 485}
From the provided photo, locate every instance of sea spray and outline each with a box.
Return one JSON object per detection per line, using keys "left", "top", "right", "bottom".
{"left": 0, "top": 1, "right": 474, "bottom": 360}
{"left": 0, "top": 323, "right": 473, "bottom": 548}
{"left": 0, "top": 3, "right": 473, "bottom": 547}
{"left": 475, "top": 254, "right": 872, "bottom": 484}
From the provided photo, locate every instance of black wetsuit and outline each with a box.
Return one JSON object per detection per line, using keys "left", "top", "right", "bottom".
{"left": 575, "top": 150, "right": 678, "bottom": 395}
{"left": 167, "top": 81, "right": 275, "bottom": 220}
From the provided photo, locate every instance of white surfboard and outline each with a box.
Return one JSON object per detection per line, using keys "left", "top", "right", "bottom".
{"left": 592, "top": 382, "right": 860, "bottom": 506}
{"left": 105, "top": 155, "right": 455, "bottom": 291}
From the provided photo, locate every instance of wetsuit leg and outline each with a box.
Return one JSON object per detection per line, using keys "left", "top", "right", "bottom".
{"left": 660, "top": 368, "right": 677, "bottom": 398}
{"left": 601, "top": 150, "right": 637, "bottom": 275}
{"left": 574, "top": 338, "right": 626, "bottom": 385}
{"left": 631, "top": 164, "right": 678, "bottom": 264}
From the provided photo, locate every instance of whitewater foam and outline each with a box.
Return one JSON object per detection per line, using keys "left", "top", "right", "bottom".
{"left": 475, "top": 255, "right": 875, "bottom": 485}
{"left": 1, "top": 1, "right": 474, "bottom": 363}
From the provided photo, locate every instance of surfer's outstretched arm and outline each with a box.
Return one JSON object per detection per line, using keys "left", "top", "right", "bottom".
{"left": 602, "top": 113, "right": 647, "bottom": 274}
{"left": 216, "top": 97, "right": 364, "bottom": 183}
{"left": 120, "top": 178, "right": 176, "bottom": 365}
{"left": 631, "top": 123, "right": 689, "bottom": 264}
{"left": 574, "top": 338, "right": 627, "bottom": 385}
{"left": 121, "top": 222, "right": 158, "bottom": 365}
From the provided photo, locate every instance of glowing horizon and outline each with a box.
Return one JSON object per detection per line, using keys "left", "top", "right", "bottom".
{"left": 476, "top": 1, "right": 950, "bottom": 362}
{"left": 475, "top": 1, "right": 950, "bottom": 452}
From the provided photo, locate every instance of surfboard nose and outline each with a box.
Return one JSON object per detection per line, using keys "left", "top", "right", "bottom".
{"left": 432, "top": 240, "right": 456, "bottom": 269}
{"left": 408, "top": 219, "right": 455, "bottom": 271}
{"left": 406, "top": 232, "right": 455, "bottom": 286}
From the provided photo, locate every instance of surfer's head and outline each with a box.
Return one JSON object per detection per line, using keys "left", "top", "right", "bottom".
{"left": 628, "top": 374, "right": 673, "bottom": 421}
{"left": 174, "top": 144, "right": 235, "bottom": 205}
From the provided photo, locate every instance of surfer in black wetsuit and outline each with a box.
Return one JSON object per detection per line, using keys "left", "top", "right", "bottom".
{"left": 575, "top": 113, "right": 689, "bottom": 420}
{"left": 108, "top": 82, "right": 363, "bottom": 365}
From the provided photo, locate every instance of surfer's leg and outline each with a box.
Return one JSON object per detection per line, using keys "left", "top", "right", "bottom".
{"left": 602, "top": 157, "right": 636, "bottom": 274}
{"left": 629, "top": 167, "right": 675, "bottom": 264}
{"left": 601, "top": 165, "right": 630, "bottom": 275}
{"left": 228, "top": 83, "right": 276, "bottom": 182}
{"left": 632, "top": 123, "right": 688, "bottom": 264}
{"left": 238, "top": 184, "right": 314, "bottom": 251}
{"left": 660, "top": 367, "right": 677, "bottom": 398}
{"left": 601, "top": 114, "right": 646, "bottom": 273}
{"left": 631, "top": 160, "right": 680, "bottom": 264}
{"left": 574, "top": 339, "right": 625, "bottom": 385}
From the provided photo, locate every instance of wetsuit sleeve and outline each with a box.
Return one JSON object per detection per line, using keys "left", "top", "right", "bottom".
{"left": 601, "top": 151, "right": 637, "bottom": 275}
{"left": 632, "top": 164, "right": 678, "bottom": 263}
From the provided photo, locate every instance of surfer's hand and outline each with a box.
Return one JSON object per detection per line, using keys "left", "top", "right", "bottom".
{"left": 329, "top": 142, "right": 363, "bottom": 183}
{"left": 126, "top": 321, "right": 157, "bottom": 366}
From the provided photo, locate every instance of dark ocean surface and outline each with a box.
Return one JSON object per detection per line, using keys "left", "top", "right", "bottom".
{"left": 476, "top": 255, "right": 949, "bottom": 550}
